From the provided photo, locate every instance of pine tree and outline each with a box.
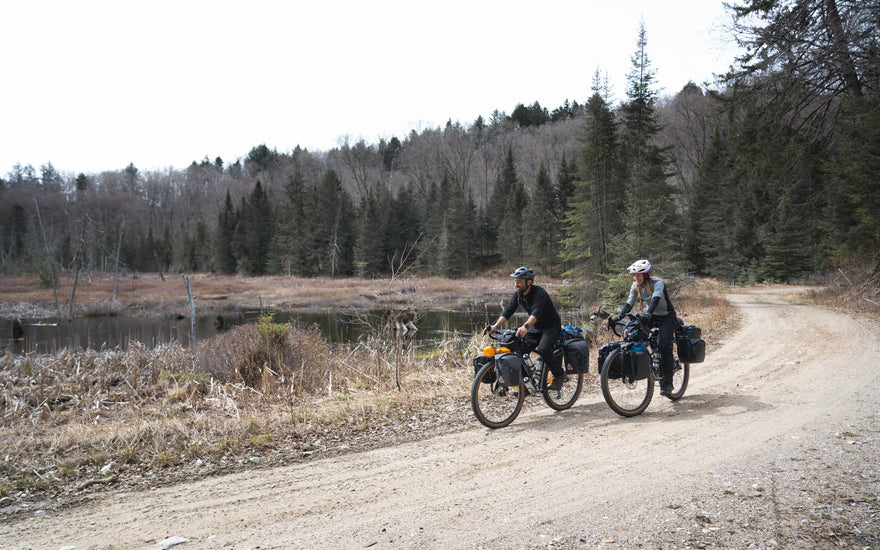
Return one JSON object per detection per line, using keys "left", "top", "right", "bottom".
{"left": 561, "top": 81, "right": 623, "bottom": 276}
{"left": 523, "top": 161, "right": 558, "bottom": 271}
{"left": 313, "top": 169, "right": 355, "bottom": 277}
{"left": 612, "top": 22, "right": 680, "bottom": 267}
{"left": 688, "top": 128, "right": 735, "bottom": 278}
{"left": 388, "top": 182, "right": 423, "bottom": 270}
{"left": 437, "top": 178, "right": 475, "bottom": 277}
{"left": 214, "top": 191, "right": 237, "bottom": 274}
{"left": 487, "top": 146, "right": 518, "bottom": 251}
{"left": 355, "top": 182, "right": 390, "bottom": 276}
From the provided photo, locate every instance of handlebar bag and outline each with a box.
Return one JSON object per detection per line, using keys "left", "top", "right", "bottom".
{"left": 563, "top": 338, "right": 590, "bottom": 374}
{"left": 494, "top": 353, "right": 525, "bottom": 386}
{"left": 675, "top": 324, "right": 706, "bottom": 363}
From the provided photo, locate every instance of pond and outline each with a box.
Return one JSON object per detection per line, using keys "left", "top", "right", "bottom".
{"left": 2, "top": 309, "right": 506, "bottom": 355}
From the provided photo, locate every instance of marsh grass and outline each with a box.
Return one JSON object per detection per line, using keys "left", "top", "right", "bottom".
{"left": 0, "top": 311, "right": 474, "bottom": 502}
{"left": 0, "top": 277, "right": 737, "bottom": 504}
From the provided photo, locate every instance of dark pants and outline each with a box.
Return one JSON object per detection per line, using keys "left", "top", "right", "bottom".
{"left": 650, "top": 313, "right": 677, "bottom": 386}
{"left": 536, "top": 329, "right": 563, "bottom": 377}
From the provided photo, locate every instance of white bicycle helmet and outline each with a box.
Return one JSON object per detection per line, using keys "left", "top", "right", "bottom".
{"left": 627, "top": 259, "right": 652, "bottom": 274}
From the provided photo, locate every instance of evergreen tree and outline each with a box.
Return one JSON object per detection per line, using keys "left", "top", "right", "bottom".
{"left": 437, "top": 177, "right": 476, "bottom": 277}
{"left": 313, "top": 169, "right": 355, "bottom": 277}
{"left": 687, "top": 128, "right": 736, "bottom": 278}
{"left": 498, "top": 178, "right": 527, "bottom": 265}
{"left": 388, "top": 182, "right": 422, "bottom": 270}
{"left": 420, "top": 179, "right": 444, "bottom": 273}
{"left": 612, "top": 22, "right": 679, "bottom": 267}
{"left": 523, "top": 161, "right": 558, "bottom": 271}
{"left": 822, "top": 96, "right": 880, "bottom": 266}
{"left": 487, "top": 146, "right": 518, "bottom": 251}
{"left": 214, "top": 191, "right": 237, "bottom": 274}
{"left": 269, "top": 162, "right": 311, "bottom": 275}
{"left": 355, "top": 182, "right": 390, "bottom": 276}
{"left": 234, "top": 181, "right": 274, "bottom": 275}
{"left": 561, "top": 82, "right": 624, "bottom": 276}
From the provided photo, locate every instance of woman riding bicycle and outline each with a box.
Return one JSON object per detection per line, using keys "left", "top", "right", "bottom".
{"left": 608, "top": 259, "right": 678, "bottom": 398}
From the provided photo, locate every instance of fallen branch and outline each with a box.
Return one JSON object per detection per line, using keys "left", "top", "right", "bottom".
{"left": 76, "top": 474, "right": 119, "bottom": 491}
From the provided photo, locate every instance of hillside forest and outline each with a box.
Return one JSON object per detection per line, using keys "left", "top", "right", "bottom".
{"left": 1, "top": 1, "right": 878, "bottom": 294}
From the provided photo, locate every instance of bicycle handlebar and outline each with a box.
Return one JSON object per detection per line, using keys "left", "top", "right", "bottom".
{"left": 609, "top": 313, "right": 651, "bottom": 339}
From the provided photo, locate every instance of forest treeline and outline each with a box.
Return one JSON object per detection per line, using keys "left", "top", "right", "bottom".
{"left": 1, "top": 1, "right": 878, "bottom": 290}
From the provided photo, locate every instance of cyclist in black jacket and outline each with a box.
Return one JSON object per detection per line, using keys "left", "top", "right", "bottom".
{"left": 483, "top": 267, "right": 565, "bottom": 390}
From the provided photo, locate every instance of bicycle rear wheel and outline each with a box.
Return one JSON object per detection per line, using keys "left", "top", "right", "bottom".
{"left": 471, "top": 362, "right": 524, "bottom": 428}
{"left": 600, "top": 349, "right": 653, "bottom": 417}
{"left": 541, "top": 368, "right": 583, "bottom": 410}
{"left": 668, "top": 360, "right": 689, "bottom": 400}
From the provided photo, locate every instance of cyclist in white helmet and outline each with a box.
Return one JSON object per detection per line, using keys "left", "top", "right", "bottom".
{"left": 608, "top": 259, "right": 678, "bottom": 398}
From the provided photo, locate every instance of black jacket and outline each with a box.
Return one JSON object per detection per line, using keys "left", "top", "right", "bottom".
{"left": 501, "top": 284, "right": 561, "bottom": 331}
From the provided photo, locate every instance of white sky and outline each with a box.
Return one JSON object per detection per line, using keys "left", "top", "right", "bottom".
{"left": 1, "top": 1, "right": 739, "bottom": 176}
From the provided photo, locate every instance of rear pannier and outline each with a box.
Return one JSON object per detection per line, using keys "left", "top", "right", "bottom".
{"left": 563, "top": 338, "right": 590, "bottom": 374}
{"left": 676, "top": 324, "right": 706, "bottom": 364}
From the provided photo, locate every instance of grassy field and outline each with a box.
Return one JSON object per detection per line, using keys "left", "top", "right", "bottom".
{"left": 5, "top": 271, "right": 860, "bottom": 509}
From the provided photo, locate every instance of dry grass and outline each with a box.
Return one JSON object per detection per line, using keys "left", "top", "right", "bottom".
{"left": 0, "top": 274, "right": 743, "bottom": 508}
{"left": 797, "top": 265, "right": 880, "bottom": 318}
{"left": 0, "top": 273, "right": 513, "bottom": 320}
{"left": 0, "top": 312, "right": 475, "bottom": 504}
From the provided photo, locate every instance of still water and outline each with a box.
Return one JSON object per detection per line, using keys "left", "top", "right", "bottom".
{"left": 3, "top": 309, "right": 500, "bottom": 355}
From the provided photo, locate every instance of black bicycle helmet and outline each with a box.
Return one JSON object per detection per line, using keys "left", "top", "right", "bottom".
{"left": 510, "top": 266, "right": 535, "bottom": 280}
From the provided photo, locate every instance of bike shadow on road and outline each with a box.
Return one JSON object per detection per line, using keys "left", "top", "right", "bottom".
{"left": 486, "top": 391, "right": 774, "bottom": 434}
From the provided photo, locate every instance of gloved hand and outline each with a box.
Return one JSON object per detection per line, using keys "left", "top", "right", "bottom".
{"left": 606, "top": 316, "right": 617, "bottom": 330}
{"left": 638, "top": 312, "right": 652, "bottom": 324}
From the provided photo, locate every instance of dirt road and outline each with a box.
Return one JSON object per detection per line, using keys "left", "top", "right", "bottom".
{"left": 4, "top": 287, "right": 879, "bottom": 549}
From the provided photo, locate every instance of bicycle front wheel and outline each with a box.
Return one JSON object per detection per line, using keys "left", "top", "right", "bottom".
{"left": 668, "top": 360, "right": 689, "bottom": 400}
{"left": 600, "top": 349, "right": 653, "bottom": 417}
{"left": 541, "top": 368, "right": 584, "bottom": 410}
{"left": 471, "top": 362, "right": 524, "bottom": 428}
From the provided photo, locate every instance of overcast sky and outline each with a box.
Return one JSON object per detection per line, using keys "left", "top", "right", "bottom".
{"left": 1, "top": 1, "right": 739, "bottom": 176}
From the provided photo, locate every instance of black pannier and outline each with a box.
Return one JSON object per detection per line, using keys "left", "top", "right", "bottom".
{"left": 473, "top": 355, "right": 495, "bottom": 383}
{"left": 621, "top": 342, "right": 651, "bottom": 381}
{"left": 563, "top": 338, "right": 590, "bottom": 374}
{"left": 597, "top": 342, "right": 620, "bottom": 376}
{"left": 494, "top": 353, "right": 524, "bottom": 386}
{"left": 676, "top": 324, "right": 706, "bottom": 363}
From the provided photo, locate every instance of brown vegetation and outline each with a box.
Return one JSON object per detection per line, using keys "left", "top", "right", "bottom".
{"left": 0, "top": 273, "right": 513, "bottom": 320}
{"left": 0, "top": 275, "right": 783, "bottom": 512}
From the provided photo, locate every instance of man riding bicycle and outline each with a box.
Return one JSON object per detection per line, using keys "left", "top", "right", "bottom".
{"left": 483, "top": 267, "right": 566, "bottom": 390}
